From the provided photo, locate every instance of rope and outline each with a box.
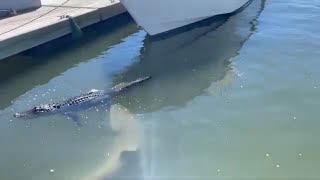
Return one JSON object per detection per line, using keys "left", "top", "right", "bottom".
{"left": 0, "top": 0, "right": 71, "bottom": 36}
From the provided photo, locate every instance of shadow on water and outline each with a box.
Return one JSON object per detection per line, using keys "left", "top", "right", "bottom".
{"left": 96, "top": 0, "right": 267, "bottom": 180}
{"left": 0, "top": 13, "right": 138, "bottom": 110}
{"left": 112, "top": 0, "right": 266, "bottom": 114}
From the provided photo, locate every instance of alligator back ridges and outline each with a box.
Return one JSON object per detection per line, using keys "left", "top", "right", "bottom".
{"left": 60, "top": 89, "right": 104, "bottom": 107}
{"left": 13, "top": 76, "right": 151, "bottom": 118}
{"left": 14, "top": 90, "right": 105, "bottom": 118}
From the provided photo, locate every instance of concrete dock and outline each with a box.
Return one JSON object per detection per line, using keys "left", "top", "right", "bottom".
{"left": 0, "top": 0, "right": 126, "bottom": 60}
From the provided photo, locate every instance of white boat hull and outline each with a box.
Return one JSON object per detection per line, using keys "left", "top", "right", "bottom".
{"left": 120, "top": 0, "right": 250, "bottom": 35}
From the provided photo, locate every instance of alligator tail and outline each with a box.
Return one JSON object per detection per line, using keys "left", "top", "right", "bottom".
{"left": 111, "top": 76, "right": 151, "bottom": 94}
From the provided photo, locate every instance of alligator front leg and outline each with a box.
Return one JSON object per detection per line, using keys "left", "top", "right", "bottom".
{"left": 65, "top": 112, "right": 82, "bottom": 127}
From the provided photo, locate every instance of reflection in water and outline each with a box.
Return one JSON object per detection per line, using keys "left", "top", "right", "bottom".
{"left": 0, "top": 13, "right": 137, "bottom": 110}
{"left": 0, "top": 0, "right": 269, "bottom": 179}
{"left": 113, "top": 0, "right": 266, "bottom": 114}
{"left": 95, "top": 0, "right": 266, "bottom": 179}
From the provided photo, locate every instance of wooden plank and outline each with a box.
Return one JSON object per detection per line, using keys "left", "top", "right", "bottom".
{"left": 0, "top": 0, "right": 126, "bottom": 60}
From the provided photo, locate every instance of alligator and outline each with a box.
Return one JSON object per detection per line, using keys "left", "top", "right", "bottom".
{"left": 13, "top": 76, "right": 151, "bottom": 125}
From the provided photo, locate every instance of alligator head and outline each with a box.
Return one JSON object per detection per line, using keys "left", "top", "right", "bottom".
{"left": 14, "top": 104, "right": 60, "bottom": 118}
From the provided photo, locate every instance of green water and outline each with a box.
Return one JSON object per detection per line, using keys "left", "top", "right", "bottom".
{"left": 1, "top": 0, "right": 320, "bottom": 179}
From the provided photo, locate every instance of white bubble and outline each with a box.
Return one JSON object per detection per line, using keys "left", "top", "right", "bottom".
{"left": 50, "top": 169, "right": 55, "bottom": 172}
{"left": 237, "top": 72, "right": 244, "bottom": 77}
{"left": 265, "top": 153, "right": 270, "bottom": 157}
{"left": 276, "top": 164, "right": 280, "bottom": 168}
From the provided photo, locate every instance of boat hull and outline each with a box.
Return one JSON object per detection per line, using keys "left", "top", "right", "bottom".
{"left": 120, "top": 0, "right": 250, "bottom": 35}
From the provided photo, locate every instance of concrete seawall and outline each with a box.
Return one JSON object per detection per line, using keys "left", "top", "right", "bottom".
{"left": 0, "top": 0, "right": 126, "bottom": 60}
{"left": 0, "top": 0, "right": 41, "bottom": 12}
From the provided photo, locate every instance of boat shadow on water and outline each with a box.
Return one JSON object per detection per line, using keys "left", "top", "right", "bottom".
{"left": 98, "top": 0, "right": 266, "bottom": 179}
{"left": 112, "top": 0, "right": 266, "bottom": 114}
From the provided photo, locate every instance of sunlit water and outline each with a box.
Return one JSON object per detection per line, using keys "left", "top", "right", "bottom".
{"left": 1, "top": 0, "right": 320, "bottom": 179}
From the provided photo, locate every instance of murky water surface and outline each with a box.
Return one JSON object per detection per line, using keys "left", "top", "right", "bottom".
{"left": 1, "top": 0, "right": 320, "bottom": 179}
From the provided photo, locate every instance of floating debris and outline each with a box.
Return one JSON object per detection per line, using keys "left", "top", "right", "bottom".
{"left": 50, "top": 169, "right": 55, "bottom": 173}
{"left": 265, "top": 153, "right": 270, "bottom": 157}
